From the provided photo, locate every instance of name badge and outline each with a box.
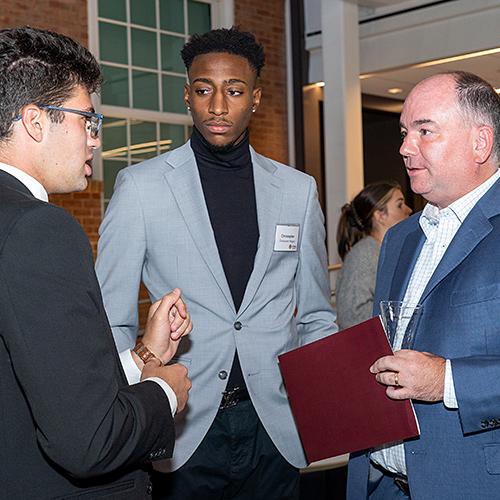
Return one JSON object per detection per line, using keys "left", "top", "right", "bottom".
{"left": 274, "top": 224, "right": 300, "bottom": 251}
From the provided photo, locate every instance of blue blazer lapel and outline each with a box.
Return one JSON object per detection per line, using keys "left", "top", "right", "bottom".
{"left": 389, "top": 226, "right": 425, "bottom": 302}
{"left": 237, "top": 150, "right": 283, "bottom": 316}
{"left": 419, "top": 202, "right": 494, "bottom": 304}
{"left": 379, "top": 225, "right": 424, "bottom": 344}
{"left": 416, "top": 177, "right": 500, "bottom": 304}
{"left": 161, "top": 142, "right": 236, "bottom": 313}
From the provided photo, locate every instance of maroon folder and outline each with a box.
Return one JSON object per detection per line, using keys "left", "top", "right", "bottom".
{"left": 278, "top": 316, "right": 419, "bottom": 463}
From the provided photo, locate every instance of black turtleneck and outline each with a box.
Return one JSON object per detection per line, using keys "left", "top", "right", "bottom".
{"left": 191, "top": 127, "right": 259, "bottom": 391}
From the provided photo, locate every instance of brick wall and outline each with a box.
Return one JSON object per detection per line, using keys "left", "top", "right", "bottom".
{"left": 0, "top": 0, "right": 88, "bottom": 45}
{"left": 49, "top": 180, "right": 103, "bottom": 256}
{"left": 235, "top": 0, "right": 289, "bottom": 165}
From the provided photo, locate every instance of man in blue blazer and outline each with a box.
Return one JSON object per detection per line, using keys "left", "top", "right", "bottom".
{"left": 347, "top": 72, "right": 500, "bottom": 499}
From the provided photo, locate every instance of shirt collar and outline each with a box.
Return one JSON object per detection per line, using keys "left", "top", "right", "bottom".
{"left": 420, "top": 169, "right": 500, "bottom": 229}
{"left": 0, "top": 162, "right": 48, "bottom": 202}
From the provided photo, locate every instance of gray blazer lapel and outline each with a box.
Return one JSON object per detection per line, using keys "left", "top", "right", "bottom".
{"left": 238, "top": 150, "right": 283, "bottom": 316}
{"left": 162, "top": 142, "right": 235, "bottom": 312}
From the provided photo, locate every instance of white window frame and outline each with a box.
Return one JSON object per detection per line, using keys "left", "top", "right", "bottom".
{"left": 87, "top": 0, "right": 234, "bottom": 182}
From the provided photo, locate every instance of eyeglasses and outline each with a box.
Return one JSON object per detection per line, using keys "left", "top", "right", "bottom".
{"left": 40, "top": 105, "right": 103, "bottom": 139}
{"left": 13, "top": 105, "right": 103, "bottom": 139}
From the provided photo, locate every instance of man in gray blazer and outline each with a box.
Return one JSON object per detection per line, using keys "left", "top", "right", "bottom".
{"left": 96, "top": 27, "right": 336, "bottom": 500}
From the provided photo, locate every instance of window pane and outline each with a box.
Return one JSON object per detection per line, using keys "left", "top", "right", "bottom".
{"left": 130, "top": 0, "right": 156, "bottom": 28}
{"left": 131, "top": 120, "right": 158, "bottom": 160}
{"left": 104, "top": 160, "right": 128, "bottom": 199}
{"left": 160, "top": 0, "right": 184, "bottom": 33}
{"left": 102, "top": 65, "right": 129, "bottom": 107}
{"left": 133, "top": 71, "right": 159, "bottom": 110}
{"left": 188, "top": 0, "right": 211, "bottom": 35}
{"left": 102, "top": 117, "right": 128, "bottom": 160}
{"left": 160, "top": 123, "right": 185, "bottom": 152}
{"left": 99, "top": 22, "right": 127, "bottom": 64}
{"left": 160, "top": 34, "right": 185, "bottom": 73}
{"left": 131, "top": 28, "right": 157, "bottom": 69}
{"left": 98, "top": 0, "right": 126, "bottom": 22}
{"left": 162, "top": 75, "right": 187, "bottom": 114}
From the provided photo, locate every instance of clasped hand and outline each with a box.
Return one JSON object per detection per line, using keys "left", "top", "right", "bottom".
{"left": 139, "top": 288, "right": 193, "bottom": 413}
{"left": 370, "top": 349, "right": 446, "bottom": 402}
{"left": 142, "top": 288, "right": 192, "bottom": 364}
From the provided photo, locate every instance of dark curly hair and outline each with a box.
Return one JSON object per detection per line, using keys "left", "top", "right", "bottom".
{"left": 0, "top": 26, "right": 102, "bottom": 141}
{"left": 181, "top": 26, "right": 265, "bottom": 77}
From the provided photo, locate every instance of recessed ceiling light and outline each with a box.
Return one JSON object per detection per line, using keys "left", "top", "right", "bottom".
{"left": 412, "top": 48, "right": 500, "bottom": 69}
{"left": 387, "top": 87, "right": 403, "bottom": 94}
{"left": 316, "top": 81, "right": 325, "bottom": 88}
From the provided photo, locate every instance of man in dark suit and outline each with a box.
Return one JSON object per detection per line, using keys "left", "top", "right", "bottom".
{"left": 347, "top": 72, "right": 500, "bottom": 498}
{"left": 0, "top": 26, "right": 191, "bottom": 498}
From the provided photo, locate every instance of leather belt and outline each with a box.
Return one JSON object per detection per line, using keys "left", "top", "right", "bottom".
{"left": 219, "top": 386, "right": 250, "bottom": 410}
{"left": 393, "top": 474, "right": 410, "bottom": 497}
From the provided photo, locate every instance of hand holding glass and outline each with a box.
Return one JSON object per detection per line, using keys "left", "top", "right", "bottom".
{"left": 379, "top": 301, "right": 423, "bottom": 350}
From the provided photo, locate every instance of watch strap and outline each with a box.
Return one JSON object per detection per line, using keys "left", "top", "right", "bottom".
{"left": 133, "top": 341, "right": 161, "bottom": 364}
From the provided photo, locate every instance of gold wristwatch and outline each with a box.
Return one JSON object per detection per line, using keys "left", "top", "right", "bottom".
{"left": 133, "top": 341, "right": 161, "bottom": 364}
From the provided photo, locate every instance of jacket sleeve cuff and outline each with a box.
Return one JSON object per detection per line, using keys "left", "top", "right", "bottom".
{"left": 119, "top": 350, "right": 177, "bottom": 416}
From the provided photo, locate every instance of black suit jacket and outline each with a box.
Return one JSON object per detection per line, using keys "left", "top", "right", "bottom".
{"left": 0, "top": 170, "right": 174, "bottom": 499}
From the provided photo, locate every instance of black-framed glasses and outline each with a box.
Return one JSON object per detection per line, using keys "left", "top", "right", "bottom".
{"left": 41, "top": 105, "right": 103, "bottom": 139}
{"left": 13, "top": 105, "right": 103, "bottom": 139}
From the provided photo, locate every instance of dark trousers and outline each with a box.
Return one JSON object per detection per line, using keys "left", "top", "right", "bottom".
{"left": 152, "top": 400, "right": 300, "bottom": 500}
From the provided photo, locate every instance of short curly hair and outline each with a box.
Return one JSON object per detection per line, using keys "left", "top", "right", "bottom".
{"left": 0, "top": 26, "right": 102, "bottom": 142}
{"left": 181, "top": 26, "right": 265, "bottom": 77}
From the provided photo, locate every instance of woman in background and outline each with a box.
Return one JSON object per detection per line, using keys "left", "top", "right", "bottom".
{"left": 335, "top": 182, "right": 412, "bottom": 330}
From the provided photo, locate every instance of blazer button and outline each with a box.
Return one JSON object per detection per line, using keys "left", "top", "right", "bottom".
{"left": 146, "top": 482, "right": 153, "bottom": 495}
{"left": 234, "top": 321, "right": 242, "bottom": 330}
{"left": 218, "top": 370, "right": 228, "bottom": 380}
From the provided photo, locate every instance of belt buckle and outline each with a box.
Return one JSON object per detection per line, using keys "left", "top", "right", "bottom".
{"left": 394, "top": 475, "right": 410, "bottom": 497}
{"left": 220, "top": 386, "right": 241, "bottom": 410}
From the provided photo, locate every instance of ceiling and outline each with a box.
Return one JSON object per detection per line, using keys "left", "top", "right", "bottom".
{"left": 304, "top": 1, "right": 500, "bottom": 105}
{"left": 360, "top": 50, "right": 500, "bottom": 102}
{"left": 358, "top": 0, "right": 440, "bottom": 19}
{"left": 356, "top": 0, "right": 500, "bottom": 101}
